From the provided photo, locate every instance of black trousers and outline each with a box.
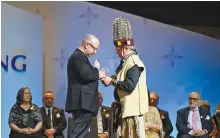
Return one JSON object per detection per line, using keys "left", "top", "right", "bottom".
{"left": 71, "top": 109, "right": 93, "bottom": 138}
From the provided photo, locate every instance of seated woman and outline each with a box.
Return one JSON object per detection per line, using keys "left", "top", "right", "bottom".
{"left": 8, "top": 87, "right": 43, "bottom": 138}
{"left": 144, "top": 93, "right": 163, "bottom": 138}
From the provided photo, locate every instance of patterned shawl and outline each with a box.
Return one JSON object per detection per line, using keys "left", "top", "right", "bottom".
{"left": 8, "top": 103, "right": 42, "bottom": 128}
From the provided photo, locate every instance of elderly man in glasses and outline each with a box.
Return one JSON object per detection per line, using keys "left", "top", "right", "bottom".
{"left": 176, "top": 92, "right": 213, "bottom": 138}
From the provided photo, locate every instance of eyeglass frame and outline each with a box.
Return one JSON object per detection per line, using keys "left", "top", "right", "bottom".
{"left": 86, "top": 43, "right": 98, "bottom": 51}
{"left": 188, "top": 97, "right": 199, "bottom": 101}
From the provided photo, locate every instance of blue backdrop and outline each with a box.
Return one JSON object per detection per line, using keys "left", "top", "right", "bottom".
{"left": 1, "top": 3, "right": 43, "bottom": 138}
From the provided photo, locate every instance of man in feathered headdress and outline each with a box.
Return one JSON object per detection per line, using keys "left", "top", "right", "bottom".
{"left": 101, "top": 17, "right": 149, "bottom": 138}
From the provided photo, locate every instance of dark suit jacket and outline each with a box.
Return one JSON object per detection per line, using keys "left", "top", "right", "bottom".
{"left": 176, "top": 106, "right": 213, "bottom": 136}
{"left": 40, "top": 106, "right": 67, "bottom": 138}
{"left": 65, "top": 48, "right": 99, "bottom": 116}
{"left": 158, "top": 108, "right": 173, "bottom": 137}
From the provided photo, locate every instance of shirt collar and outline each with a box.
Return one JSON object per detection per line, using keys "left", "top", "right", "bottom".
{"left": 78, "top": 48, "right": 88, "bottom": 57}
{"left": 99, "top": 106, "right": 102, "bottom": 110}
{"left": 44, "top": 106, "right": 53, "bottom": 111}
{"left": 190, "top": 106, "right": 199, "bottom": 111}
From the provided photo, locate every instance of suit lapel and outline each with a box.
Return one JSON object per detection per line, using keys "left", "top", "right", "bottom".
{"left": 42, "top": 107, "right": 47, "bottom": 117}
{"left": 199, "top": 107, "right": 203, "bottom": 116}
{"left": 158, "top": 109, "right": 164, "bottom": 119}
{"left": 52, "top": 107, "right": 57, "bottom": 125}
{"left": 42, "top": 107, "right": 52, "bottom": 129}
{"left": 76, "top": 48, "right": 92, "bottom": 67}
{"left": 199, "top": 107, "right": 204, "bottom": 125}
{"left": 76, "top": 48, "right": 98, "bottom": 86}
{"left": 42, "top": 107, "right": 49, "bottom": 124}
{"left": 184, "top": 107, "right": 190, "bottom": 125}
{"left": 76, "top": 49, "right": 89, "bottom": 61}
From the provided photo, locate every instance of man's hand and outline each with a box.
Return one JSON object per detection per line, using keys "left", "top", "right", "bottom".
{"left": 197, "top": 130, "right": 207, "bottom": 136}
{"left": 44, "top": 130, "right": 49, "bottom": 136}
{"left": 45, "top": 128, "right": 56, "bottom": 137}
{"left": 101, "top": 76, "right": 112, "bottom": 86}
{"left": 193, "top": 130, "right": 206, "bottom": 136}
{"left": 94, "top": 59, "right": 100, "bottom": 70}
{"left": 98, "top": 133, "right": 108, "bottom": 138}
{"left": 99, "top": 69, "right": 108, "bottom": 79}
{"left": 193, "top": 130, "right": 200, "bottom": 136}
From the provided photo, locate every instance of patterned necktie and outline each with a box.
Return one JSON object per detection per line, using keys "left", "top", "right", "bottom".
{"left": 48, "top": 109, "right": 52, "bottom": 128}
{"left": 192, "top": 109, "right": 198, "bottom": 130}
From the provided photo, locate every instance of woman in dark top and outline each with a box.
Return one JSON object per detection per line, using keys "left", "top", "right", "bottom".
{"left": 8, "top": 87, "right": 43, "bottom": 138}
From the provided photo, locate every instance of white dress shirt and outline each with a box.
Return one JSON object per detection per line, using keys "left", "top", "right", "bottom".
{"left": 44, "top": 106, "right": 53, "bottom": 128}
{"left": 97, "top": 106, "right": 103, "bottom": 133}
{"left": 188, "top": 106, "right": 202, "bottom": 135}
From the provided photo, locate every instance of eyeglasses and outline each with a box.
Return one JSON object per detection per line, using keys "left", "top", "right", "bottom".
{"left": 188, "top": 97, "right": 199, "bottom": 101}
{"left": 87, "top": 43, "right": 98, "bottom": 51}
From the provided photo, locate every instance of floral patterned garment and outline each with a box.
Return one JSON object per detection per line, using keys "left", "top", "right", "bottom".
{"left": 8, "top": 103, "right": 42, "bottom": 129}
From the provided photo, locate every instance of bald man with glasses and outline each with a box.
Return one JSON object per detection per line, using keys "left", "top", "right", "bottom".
{"left": 176, "top": 92, "right": 213, "bottom": 138}
{"left": 65, "top": 34, "right": 108, "bottom": 138}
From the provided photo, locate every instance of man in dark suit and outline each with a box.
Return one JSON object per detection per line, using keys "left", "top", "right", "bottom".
{"left": 97, "top": 92, "right": 110, "bottom": 138}
{"left": 149, "top": 92, "right": 173, "bottom": 138}
{"left": 65, "top": 34, "right": 107, "bottom": 138}
{"left": 41, "top": 91, "right": 67, "bottom": 138}
{"left": 86, "top": 92, "right": 110, "bottom": 138}
{"left": 176, "top": 92, "right": 213, "bottom": 138}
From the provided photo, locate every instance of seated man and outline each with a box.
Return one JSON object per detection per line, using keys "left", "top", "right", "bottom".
{"left": 176, "top": 92, "right": 213, "bottom": 138}
{"left": 86, "top": 92, "right": 111, "bottom": 138}
{"left": 97, "top": 92, "right": 111, "bottom": 138}
{"left": 40, "top": 91, "right": 67, "bottom": 138}
{"left": 150, "top": 92, "right": 174, "bottom": 138}
{"left": 200, "top": 100, "right": 219, "bottom": 138}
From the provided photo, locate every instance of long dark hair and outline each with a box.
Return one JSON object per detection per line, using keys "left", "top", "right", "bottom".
{"left": 16, "top": 86, "right": 32, "bottom": 105}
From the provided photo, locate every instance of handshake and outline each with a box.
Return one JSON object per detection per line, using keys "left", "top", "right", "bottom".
{"left": 94, "top": 59, "right": 115, "bottom": 87}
